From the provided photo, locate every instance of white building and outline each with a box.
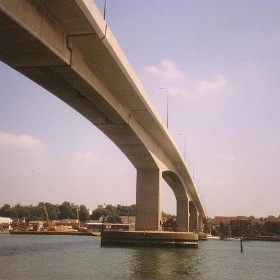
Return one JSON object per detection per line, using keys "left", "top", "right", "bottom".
{"left": 0, "top": 217, "right": 13, "bottom": 231}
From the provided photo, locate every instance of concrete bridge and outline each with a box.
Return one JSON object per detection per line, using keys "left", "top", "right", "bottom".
{"left": 0, "top": 0, "right": 205, "bottom": 232}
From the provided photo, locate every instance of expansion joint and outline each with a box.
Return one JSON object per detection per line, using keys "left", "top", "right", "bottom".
{"left": 66, "top": 33, "right": 95, "bottom": 67}
{"left": 128, "top": 109, "right": 147, "bottom": 125}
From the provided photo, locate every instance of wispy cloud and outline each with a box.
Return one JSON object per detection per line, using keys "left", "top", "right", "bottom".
{"left": 144, "top": 60, "right": 185, "bottom": 80}
{"left": 144, "top": 60, "right": 227, "bottom": 98}
{"left": 199, "top": 73, "right": 227, "bottom": 96}
{"left": 214, "top": 151, "right": 235, "bottom": 161}
{"left": 0, "top": 132, "right": 45, "bottom": 154}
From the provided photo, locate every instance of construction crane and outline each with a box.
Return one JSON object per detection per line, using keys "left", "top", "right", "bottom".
{"left": 77, "top": 206, "right": 81, "bottom": 230}
{"left": 43, "top": 204, "right": 50, "bottom": 227}
{"left": 42, "top": 204, "right": 56, "bottom": 231}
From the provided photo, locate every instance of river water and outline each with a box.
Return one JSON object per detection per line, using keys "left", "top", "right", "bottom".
{"left": 0, "top": 234, "right": 279, "bottom": 280}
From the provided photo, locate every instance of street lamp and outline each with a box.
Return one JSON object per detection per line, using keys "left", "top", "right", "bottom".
{"left": 103, "top": 0, "right": 107, "bottom": 20}
{"left": 159, "top": 87, "right": 169, "bottom": 128}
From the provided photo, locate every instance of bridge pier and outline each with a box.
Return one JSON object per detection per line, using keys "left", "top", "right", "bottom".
{"left": 189, "top": 201, "right": 198, "bottom": 232}
{"left": 176, "top": 199, "right": 189, "bottom": 232}
{"left": 198, "top": 214, "right": 204, "bottom": 232}
{"left": 135, "top": 169, "right": 162, "bottom": 231}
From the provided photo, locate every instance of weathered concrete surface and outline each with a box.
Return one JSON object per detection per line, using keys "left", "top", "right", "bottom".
{"left": 0, "top": 0, "right": 206, "bottom": 231}
{"left": 189, "top": 201, "right": 198, "bottom": 232}
{"left": 136, "top": 169, "right": 162, "bottom": 231}
{"left": 101, "top": 231, "right": 198, "bottom": 248}
{"left": 198, "top": 232, "right": 208, "bottom": 240}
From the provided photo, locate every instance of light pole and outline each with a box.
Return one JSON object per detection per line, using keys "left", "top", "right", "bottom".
{"left": 159, "top": 87, "right": 169, "bottom": 128}
{"left": 103, "top": 0, "right": 107, "bottom": 20}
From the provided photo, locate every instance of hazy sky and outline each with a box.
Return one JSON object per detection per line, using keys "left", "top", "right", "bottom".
{"left": 1, "top": 1, "right": 280, "bottom": 218}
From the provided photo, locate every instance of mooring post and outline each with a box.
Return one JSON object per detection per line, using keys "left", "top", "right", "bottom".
{"left": 240, "top": 236, "right": 243, "bottom": 253}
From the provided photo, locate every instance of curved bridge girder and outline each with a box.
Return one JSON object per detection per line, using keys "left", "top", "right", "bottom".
{"left": 0, "top": 0, "right": 206, "bottom": 231}
{"left": 0, "top": 1, "right": 158, "bottom": 170}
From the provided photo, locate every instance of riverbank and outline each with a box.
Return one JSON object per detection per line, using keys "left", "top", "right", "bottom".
{"left": 9, "top": 230, "right": 95, "bottom": 236}
{"left": 244, "top": 235, "right": 280, "bottom": 241}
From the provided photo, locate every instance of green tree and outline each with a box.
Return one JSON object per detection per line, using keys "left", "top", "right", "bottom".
{"left": 105, "top": 204, "right": 117, "bottom": 214}
{"left": 20, "top": 207, "right": 31, "bottom": 220}
{"left": 91, "top": 208, "right": 110, "bottom": 220}
{"left": 107, "top": 214, "right": 122, "bottom": 223}
{"left": 0, "top": 204, "right": 11, "bottom": 217}
{"left": 59, "top": 201, "right": 75, "bottom": 219}
{"left": 219, "top": 222, "right": 230, "bottom": 238}
{"left": 116, "top": 204, "right": 136, "bottom": 216}
{"left": 13, "top": 203, "right": 30, "bottom": 220}
{"left": 7, "top": 208, "right": 18, "bottom": 219}
{"left": 79, "top": 205, "right": 90, "bottom": 222}
{"left": 45, "top": 202, "right": 59, "bottom": 220}
{"left": 161, "top": 211, "right": 174, "bottom": 219}
{"left": 267, "top": 215, "right": 276, "bottom": 220}
{"left": 204, "top": 217, "right": 215, "bottom": 234}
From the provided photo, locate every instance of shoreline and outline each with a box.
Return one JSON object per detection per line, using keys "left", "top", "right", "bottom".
{"left": 244, "top": 235, "right": 280, "bottom": 242}
{"left": 4, "top": 231, "right": 280, "bottom": 242}
{"left": 8, "top": 230, "right": 97, "bottom": 236}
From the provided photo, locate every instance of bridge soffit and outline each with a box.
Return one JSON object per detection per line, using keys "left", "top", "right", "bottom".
{"left": 162, "top": 170, "right": 191, "bottom": 201}
{"left": 0, "top": 1, "right": 205, "bottom": 219}
{"left": 60, "top": 0, "right": 206, "bottom": 219}
{"left": 0, "top": 0, "right": 72, "bottom": 67}
{"left": 0, "top": 0, "right": 158, "bottom": 170}
{"left": 162, "top": 170, "right": 205, "bottom": 219}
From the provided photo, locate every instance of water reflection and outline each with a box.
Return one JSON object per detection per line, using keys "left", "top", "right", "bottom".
{"left": 128, "top": 247, "right": 201, "bottom": 280}
{"left": 1, "top": 236, "right": 280, "bottom": 279}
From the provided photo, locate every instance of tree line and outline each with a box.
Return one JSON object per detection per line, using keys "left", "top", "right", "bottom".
{"left": 0, "top": 202, "right": 137, "bottom": 224}
{"left": 204, "top": 216, "right": 280, "bottom": 237}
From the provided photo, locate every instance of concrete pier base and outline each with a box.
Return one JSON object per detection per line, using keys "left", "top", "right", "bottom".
{"left": 101, "top": 231, "right": 198, "bottom": 248}
{"left": 198, "top": 232, "right": 208, "bottom": 240}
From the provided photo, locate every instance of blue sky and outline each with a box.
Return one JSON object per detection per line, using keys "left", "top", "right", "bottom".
{"left": 1, "top": 1, "right": 280, "bottom": 217}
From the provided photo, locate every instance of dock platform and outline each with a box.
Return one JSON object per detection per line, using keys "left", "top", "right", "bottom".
{"left": 101, "top": 231, "right": 198, "bottom": 248}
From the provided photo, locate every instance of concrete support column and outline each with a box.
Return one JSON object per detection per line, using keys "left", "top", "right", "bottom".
{"left": 135, "top": 169, "right": 161, "bottom": 231}
{"left": 198, "top": 215, "right": 204, "bottom": 232}
{"left": 176, "top": 199, "right": 189, "bottom": 232}
{"left": 189, "top": 201, "right": 198, "bottom": 232}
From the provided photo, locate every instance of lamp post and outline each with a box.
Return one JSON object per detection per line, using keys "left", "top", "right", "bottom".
{"left": 103, "top": 0, "right": 107, "bottom": 20}
{"left": 159, "top": 87, "right": 169, "bottom": 128}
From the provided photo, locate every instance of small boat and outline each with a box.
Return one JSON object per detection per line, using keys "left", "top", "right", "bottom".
{"left": 225, "top": 237, "right": 240, "bottom": 241}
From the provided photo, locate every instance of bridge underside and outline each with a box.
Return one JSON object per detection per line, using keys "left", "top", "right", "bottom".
{"left": 0, "top": 0, "right": 205, "bottom": 232}
{"left": 0, "top": 4, "right": 158, "bottom": 170}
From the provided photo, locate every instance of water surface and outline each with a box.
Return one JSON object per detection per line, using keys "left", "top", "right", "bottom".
{"left": 0, "top": 234, "right": 279, "bottom": 279}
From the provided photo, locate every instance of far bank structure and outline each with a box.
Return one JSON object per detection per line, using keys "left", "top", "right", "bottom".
{"left": 1, "top": 203, "right": 280, "bottom": 240}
